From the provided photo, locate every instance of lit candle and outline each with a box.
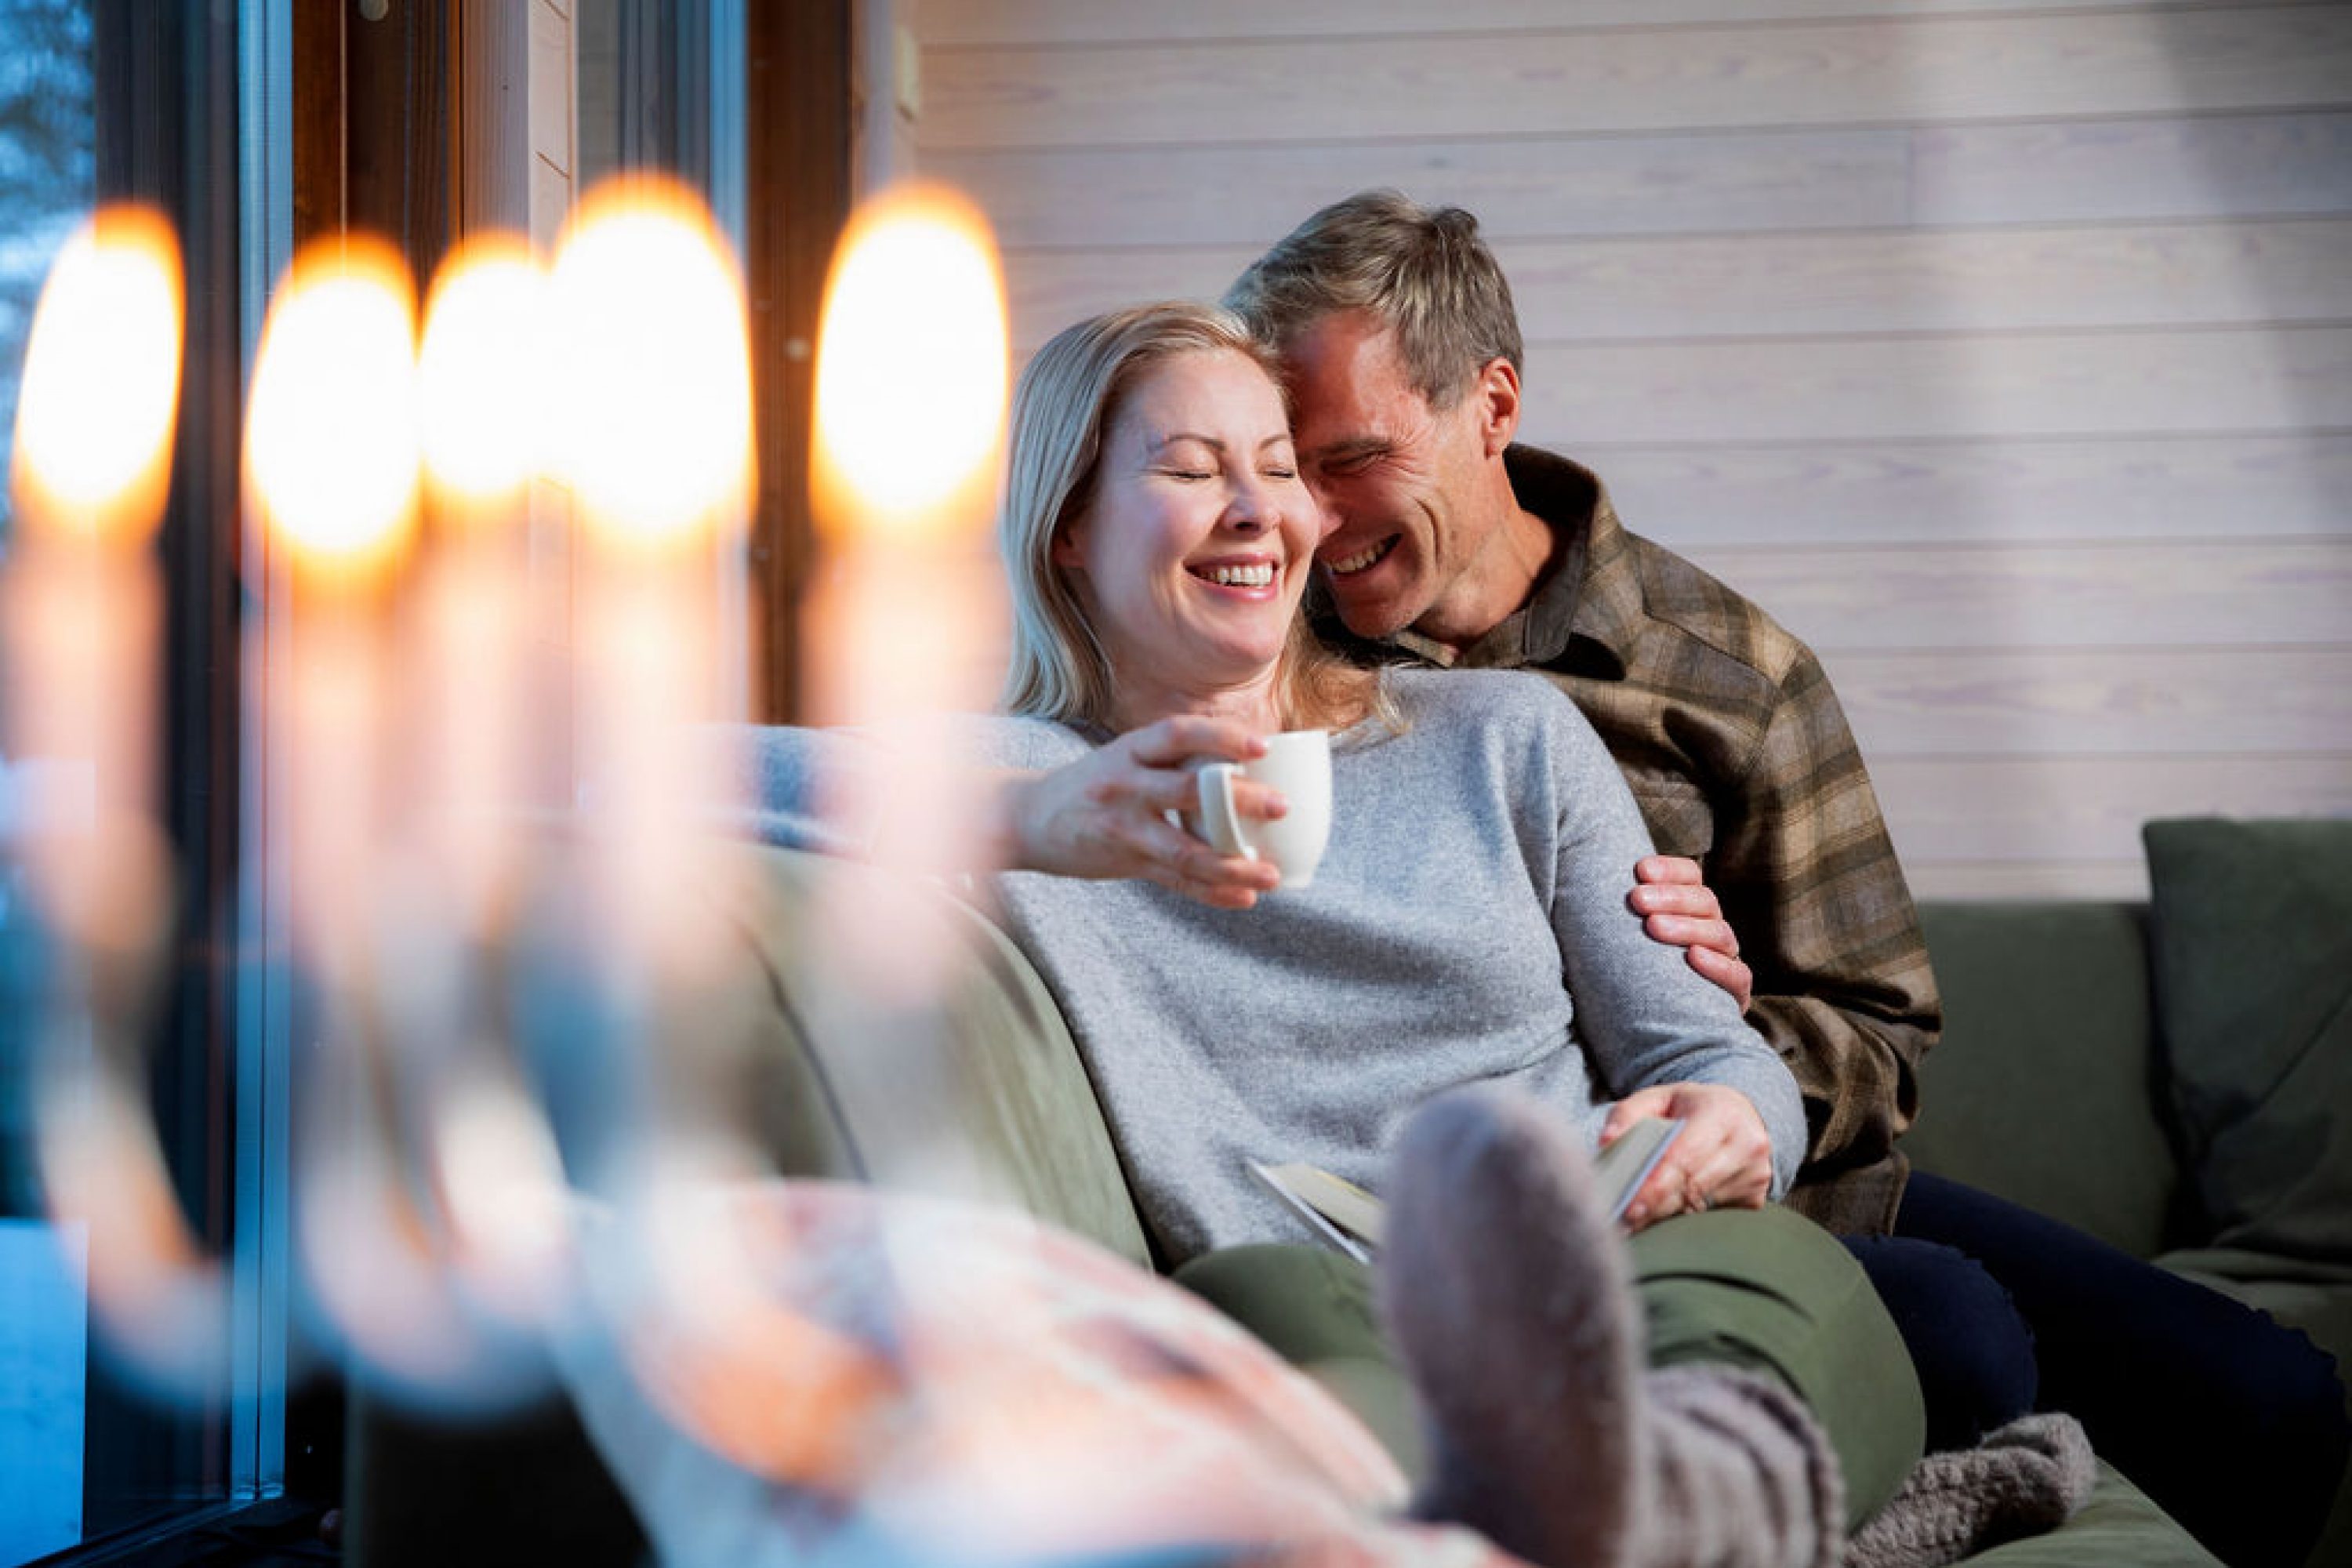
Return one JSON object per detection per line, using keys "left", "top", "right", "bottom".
{"left": 414, "top": 234, "right": 544, "bottom": 928}
{"left": 3, "top": 204, "right": 181, "bottom": 945}
{"left": 243, "top": 235, "right": 422, "bottom": 977}
{"left": 807, "top": 182, "right": 1011, "bottom": 972}
{"left": 539, "top": 176, "right": 768, "bottom": 1339}
{"left": 545, "top": 176, "right": 753, "bottom": 976}
{"left": 5, "top": 204, "right": 233, "bottom": 1393}
{"left": 405, "top": 235, "right": 573, "bottom": 1317}
{"left": 246, "top": 237, "right": 468, "bottom": 1387}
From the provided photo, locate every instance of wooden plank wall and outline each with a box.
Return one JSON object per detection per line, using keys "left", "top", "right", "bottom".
{"left": 910, "top": 0, "right": 2352, "bottom": 899}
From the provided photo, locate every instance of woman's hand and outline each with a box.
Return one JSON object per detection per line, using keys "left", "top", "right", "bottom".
{"left": 1629, "top": 855, "right": 1753, "bottom": 1014}
{"left": 1602, "top": 1081, "right": 1775, "bottom": 1232}
{"left": 996, "top": 716, "right": 1288, "bottom": 909}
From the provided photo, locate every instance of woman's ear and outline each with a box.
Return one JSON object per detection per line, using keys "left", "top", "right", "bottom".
{"left": 1050, "top": 522, "right": 1087, "bottom": 571}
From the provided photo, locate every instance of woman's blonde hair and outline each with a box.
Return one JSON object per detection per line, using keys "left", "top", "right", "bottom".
{"left": 998, "top": 301, "right": 1376, "bottom": 733}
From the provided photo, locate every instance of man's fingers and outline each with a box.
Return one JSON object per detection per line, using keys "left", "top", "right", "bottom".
{"left": 1686, "top": 946, "right": 1755, "bottom": 1012}
{"left": 1629, "top": 880, "right": 1723, "bottom": 922}
{"left": 1642, "top": 911, "right": 1738, "bottom": 956}
{"left": 1635, "top": 855, "right": 1707, "bottom": 887}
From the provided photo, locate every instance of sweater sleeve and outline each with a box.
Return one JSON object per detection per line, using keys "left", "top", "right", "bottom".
{"left": 713, "top": 723, "right": 883, "bottom": 857}
{"left": 1529, "top": 693, "right": 1809, "bottom": 1197}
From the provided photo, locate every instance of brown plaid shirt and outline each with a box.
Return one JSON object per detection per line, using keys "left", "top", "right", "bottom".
{"left": 1314, "top": 446, "right": 1941, "bottom": 1235}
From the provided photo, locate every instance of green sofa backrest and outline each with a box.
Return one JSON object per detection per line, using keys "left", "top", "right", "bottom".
{"left": 713, "top": 842, "right": 1156, "bottom": 1267}
{"left": 1907, "top": 901, "right": 2183, "bottom": 1259}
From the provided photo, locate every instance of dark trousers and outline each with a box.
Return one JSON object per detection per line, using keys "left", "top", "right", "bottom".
{"left": 1846, "top": 1171, "right": 2349, "bottom": 1568}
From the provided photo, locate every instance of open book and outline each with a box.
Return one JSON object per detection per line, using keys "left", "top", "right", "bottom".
{"left": 1248, "top": 1116, "right": 1684, "bottom": 1264}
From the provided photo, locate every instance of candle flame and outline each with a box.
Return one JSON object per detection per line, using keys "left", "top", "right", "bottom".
{"left": 10, "top": 204, "right": 183, "bottom": 542}
{"left": 419, "top": 235, "right": 547, "bottom": 511}
{"left": 549, "top": 178, "right": 753, "bottom": 550}
{"left": 246, "top": 238, "right": 420, "bottom": 580}
{"left": 814, "top": 183, "right": 1008, "bottom": 542}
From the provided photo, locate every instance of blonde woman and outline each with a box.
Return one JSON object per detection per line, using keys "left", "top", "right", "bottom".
{"left": 721, "top": 303, "right": 2088, "bottom": 1568}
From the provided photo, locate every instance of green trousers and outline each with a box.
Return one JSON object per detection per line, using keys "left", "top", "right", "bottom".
{"left": 1173, "top": 1205, "right": 1925, "bottom": 1530}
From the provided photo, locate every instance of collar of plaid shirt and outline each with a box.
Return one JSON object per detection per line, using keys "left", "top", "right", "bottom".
{"left": 1381, "top": 446, "right": 1640, "bottom": 681}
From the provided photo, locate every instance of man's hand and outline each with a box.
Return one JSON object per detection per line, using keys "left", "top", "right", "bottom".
{"left": 1630, "top": 855, "right": 1753, "bottom": 1013}
{"left": 995, "top": 717, "right": 1287, "bottom": 909}
{"left": 1602, "top": 1081, "right": 1775, "bottom": 1232}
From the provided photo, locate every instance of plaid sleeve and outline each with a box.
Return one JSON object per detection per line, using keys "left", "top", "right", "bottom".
{"left": 1706, "top": 646, "right": 1941, "bottom": 1188}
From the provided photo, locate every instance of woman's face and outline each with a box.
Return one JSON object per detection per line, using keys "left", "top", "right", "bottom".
{"left": 1052, "top": 348, "right": 1327, "bottom": 701}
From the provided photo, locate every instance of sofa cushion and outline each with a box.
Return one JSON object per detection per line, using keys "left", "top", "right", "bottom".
{"left": 717, "top": 844, "right": 1157, "bottom": 1267}
{"left": 2143, "top": 817, "right": 2352, "bottom": 1265}
{"left": 1907, "top": 902, "right": 2179, "bottom": 1259}
{"left": 1952, "top": 1461, "right": 2221, "bottom": 1567}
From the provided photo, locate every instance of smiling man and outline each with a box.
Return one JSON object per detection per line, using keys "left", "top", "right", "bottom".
{"left": 1227, "top": 192, "right": 1936, "bottom": 1236}
{"left": 1222, "top": 189, "right": 2349, "bottom": 1568}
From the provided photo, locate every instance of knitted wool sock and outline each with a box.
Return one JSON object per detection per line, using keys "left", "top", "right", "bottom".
{"left": 1377, "top": 1086, "right": 1843, "bottom": 1568}
{"left": 1842, "top": 1413, "right": 2095, "bottom": 1568}
{"left": 1644, "top": 1365, "right": 1843, "bottom": 1568}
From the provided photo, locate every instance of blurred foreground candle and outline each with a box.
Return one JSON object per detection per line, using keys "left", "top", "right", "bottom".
{"left": 547, "top": 176, "right": 753, "bottom": 975}
{"left": 409, "top": 236, "right": 572, "bottom": 1320}
{"left": 244, "top": 235, "right": 421, "bottom": 978}
{"left": 808, "top": 182, "right": 1011, "bottom": 907}
{"left": 416, "top": 234, "right": 544, "bottom": 929}
{"left": 5, "top": 205, "right": 233, "bottom": 1392}
{"left": 247, "top": 239, "right": 477, "bottom": 1385}
{"left": 2, "top": 205, "right": 180, "bottom": 946}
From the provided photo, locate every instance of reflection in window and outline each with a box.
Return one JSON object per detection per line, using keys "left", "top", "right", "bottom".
{"left": 0, "top": 4, "right": 96, "bottom": 1564}
{"left": 0, "top": 0, "right": 95, "bottom": 538}
{"left": 2, "top": 2, "right": 267, "bottom": 1562}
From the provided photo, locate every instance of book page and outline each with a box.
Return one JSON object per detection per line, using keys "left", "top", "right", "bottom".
{"left": 1249, "top": 1117, "right": 1685, "bottom": 1258}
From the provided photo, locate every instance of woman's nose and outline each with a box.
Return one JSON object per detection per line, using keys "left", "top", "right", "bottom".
{"left": 1225, "top": 476, "right": 1278, "bottom": 532}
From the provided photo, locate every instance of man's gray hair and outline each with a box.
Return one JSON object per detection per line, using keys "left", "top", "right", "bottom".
{"left": 1224, "top": 188, "right": 1523, "bottom": 408}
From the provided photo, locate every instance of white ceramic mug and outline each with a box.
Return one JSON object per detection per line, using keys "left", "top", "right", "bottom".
{"left": 1189, "top": 729, "right": 1333, "bottom": 889}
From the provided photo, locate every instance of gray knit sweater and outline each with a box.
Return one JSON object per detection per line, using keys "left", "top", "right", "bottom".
{"left": 739, "top": 667, "right": 1804, "bottom": 1266}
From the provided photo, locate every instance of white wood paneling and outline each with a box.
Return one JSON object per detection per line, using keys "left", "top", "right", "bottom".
{"left": 1829, "top": 647, "right": 2352, "bottom": 755}
{"left": 914, "top": 2, "right": 2352, "bottom": 898}
{"left": 1683, "top": 541, "right": 2352, "bottom": 651}
{"left": 925, "top": 10, "right": 2352, "bottom": 150}
{"left": 1913, "top": 111, "right": 2352, "bottom": 226}
{"left": 1503, "top": 221, "right": 2352, "bottom": 340}
{"left": 937, "top": 132, "right": 1913, "bottom": 249}
{"left": 1906, "top": 858, "right": 2158, "bottom": 900}
{"left": 1004, "top": 220, "right": 2352, "bottom": 352}
{"left": 924, "top": 0, "right": 2340, "bottom": 48}
{"left": 529, "top": 0, "right": 573, "bottom": 178}
{"left": 1874, "top": 755, "right": 2352, "bottom": 862}
{"left": 1523, "top": 327, "right": 2352, "bottom": 446}
{"left": 1594, "top": 434, "right": 2352, "bottom": 547}
{"left": 945, "top": 111, "right": 2352, "bottom": 252}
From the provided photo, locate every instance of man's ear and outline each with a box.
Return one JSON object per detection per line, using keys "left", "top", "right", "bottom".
{"left": 1474, "top": 356, "right": 1523, "bottom": 459}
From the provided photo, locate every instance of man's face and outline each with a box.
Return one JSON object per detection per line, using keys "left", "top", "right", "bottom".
{"left": 1280, "top": 310, "right": 1497, "bottom": 642}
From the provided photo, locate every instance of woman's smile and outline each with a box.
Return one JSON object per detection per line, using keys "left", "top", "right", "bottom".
{"left": 1051, "top": 347, "right": 1327, "bottom": 716}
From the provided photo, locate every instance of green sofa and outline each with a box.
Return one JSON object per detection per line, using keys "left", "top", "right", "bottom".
{"left": 1906, "top": 817, "right": 2352, "bottom": 1568}
{"left": 350, "top": 817, "right": 2351, "bottom": 1566}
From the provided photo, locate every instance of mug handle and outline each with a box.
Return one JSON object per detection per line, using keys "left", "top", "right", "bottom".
{"left": 1195, "top": 763, "right": 1256, "bottom": 859}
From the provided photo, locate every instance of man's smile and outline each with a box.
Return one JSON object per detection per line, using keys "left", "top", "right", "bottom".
{"left": 1324, "top": 535, "right": 1399, "bottom": 576}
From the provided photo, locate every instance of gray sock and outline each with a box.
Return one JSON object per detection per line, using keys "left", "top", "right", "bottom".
{"left": 1843, "top": 1413, "right": 2096, "bottom": 1568}
{"left": 1378, "top": 1084, "right": 1644, "bottom": 1568}
{"left": 1378, "top": 1086, "right": 1845, "bottom": 1568}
